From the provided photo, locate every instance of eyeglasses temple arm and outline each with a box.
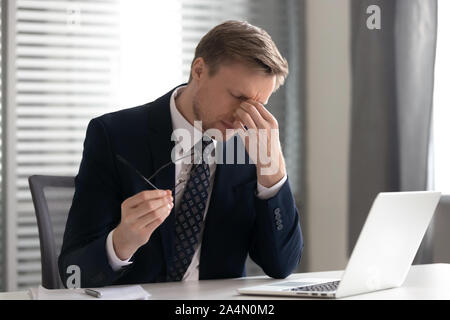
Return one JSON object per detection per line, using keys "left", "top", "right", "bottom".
{"left": 148, "top": 149, "right": 195, "bottom": 181}
{"left": 116, "top": 154, "right": 160, "bottom": 190}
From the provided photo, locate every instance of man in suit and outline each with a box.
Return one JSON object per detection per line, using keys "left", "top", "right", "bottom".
{"left": 59, "top": 20, "right": 303, "bottom": 288}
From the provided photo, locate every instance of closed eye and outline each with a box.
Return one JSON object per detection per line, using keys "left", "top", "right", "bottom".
{"left": 229, "top": 92, "right": 247, "bottom": 101}
{"left": 228, "top": 90, "right": 266, "bottom": 105}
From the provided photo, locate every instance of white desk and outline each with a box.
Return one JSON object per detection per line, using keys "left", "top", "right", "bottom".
{"left": 1, "top": 263, "right": 449, "bottom": 300}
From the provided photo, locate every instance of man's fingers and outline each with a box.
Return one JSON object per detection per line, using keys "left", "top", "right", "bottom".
{"left": 248, "top": 100, "right": 277, "bottom": 126}
{"left": 141, "top": 203, "right": 173, "bottom": 229}
{"left": 123, "top": 189, "right": 171, "bottom": 209}
{"left": 143, "top": 217, "right": 162, "bottom": 234}
{"left": 129, "top": 195, "right": 173, "bottom": 219}
{"left": 239, "top": 102, "right": 267, "bottom": 128}
{"left": 234, "top": 108, "right": 257, "bottom": 130}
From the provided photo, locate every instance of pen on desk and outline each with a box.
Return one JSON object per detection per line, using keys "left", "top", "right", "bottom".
{"left": 84, "top": 288, "right": 102, "bottom": 298}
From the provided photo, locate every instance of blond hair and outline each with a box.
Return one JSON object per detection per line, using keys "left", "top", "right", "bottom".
{"left": 189, "top": 20, "right": 289, "bottom": 90}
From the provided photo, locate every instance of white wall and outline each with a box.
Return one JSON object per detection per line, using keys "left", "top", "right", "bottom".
{"left": 304, "top": 0, "right": 351, "bottom": 271}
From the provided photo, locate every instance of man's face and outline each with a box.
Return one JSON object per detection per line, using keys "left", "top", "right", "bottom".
{"left": 191, "top": 60, "right": 276, "bottom": 141}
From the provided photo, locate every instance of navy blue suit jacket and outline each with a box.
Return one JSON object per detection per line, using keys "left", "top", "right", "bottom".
{"left": 58, "top": 85, "right": 303, "bottom": 288}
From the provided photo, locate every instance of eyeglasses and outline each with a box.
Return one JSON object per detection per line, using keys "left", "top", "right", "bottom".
{"left": 116, "top": 140, "right": 214, "bottom": 195}
{"left": 116, "top": 151, "right": 201, "bottom": 196}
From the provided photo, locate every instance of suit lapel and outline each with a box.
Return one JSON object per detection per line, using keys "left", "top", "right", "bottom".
{"left": 145, "top": 88, "right": 178, "bottom": 272}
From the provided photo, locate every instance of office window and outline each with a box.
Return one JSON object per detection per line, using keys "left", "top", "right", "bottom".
{"left": 432, "top": 0, "right": 450, "bottom": 194}
{"left": 116, "top": 0, "right": 183, "bottom": 107}
{"left": 0, "top": 0, "right": 122, "bottom": 291}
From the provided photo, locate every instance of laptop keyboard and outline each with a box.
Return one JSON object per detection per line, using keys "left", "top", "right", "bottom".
{"left": 289, "top": 280, "right": 341, "bottom": 292}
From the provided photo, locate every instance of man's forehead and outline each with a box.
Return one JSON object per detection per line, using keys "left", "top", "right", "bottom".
{"left": 217, "top": 62, "right": 275, "bottom": 99}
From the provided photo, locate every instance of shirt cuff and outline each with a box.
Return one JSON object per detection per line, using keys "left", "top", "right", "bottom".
{"left": 106, "top": 229, "right": 133, "bottom": 272}
{"left": 256, "top": 174, "right": 287, "bottom": 200}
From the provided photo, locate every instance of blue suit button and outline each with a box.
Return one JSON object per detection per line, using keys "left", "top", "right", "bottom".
{"left": 277, "top": 224, "right": 283, "bottom": 231}
{"left": 274, "top": 208, "right": 281, "bottom": 214}
{"left": 276, "top": 219, "right": 283, "bottom": 226}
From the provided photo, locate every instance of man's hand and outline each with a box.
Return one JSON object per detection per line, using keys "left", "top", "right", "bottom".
{"left": 113, "top": 189, "right": 173, "bottom": 260}
{"left": 233, "top": 100, "right": 286, "bottom": 188}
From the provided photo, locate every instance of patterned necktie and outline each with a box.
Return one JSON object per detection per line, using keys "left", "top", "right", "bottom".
{"left": 167, "top": 138, "right": 213, "bottom": 281}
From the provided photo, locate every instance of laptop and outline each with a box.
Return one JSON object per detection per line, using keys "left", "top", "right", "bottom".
{"left": 238, "top": 191, "right": 441, "bottom": 299}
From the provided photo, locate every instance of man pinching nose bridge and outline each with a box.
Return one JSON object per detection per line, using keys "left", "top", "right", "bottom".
{"left": 58, "top": 20, "right": 303, "bottom": 287}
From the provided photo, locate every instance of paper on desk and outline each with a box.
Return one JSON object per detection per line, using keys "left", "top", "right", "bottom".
{"left": 29, "top": 285, "right": 151, "bottom": 300}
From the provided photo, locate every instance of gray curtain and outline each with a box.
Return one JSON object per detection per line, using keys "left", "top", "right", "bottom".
{"left": 349, "top": 0, "right": 438, "bottom": 263}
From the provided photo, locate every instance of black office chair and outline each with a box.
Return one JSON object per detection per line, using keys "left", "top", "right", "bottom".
{"left": 28, "top": 175, "right": 75, "bottom": 289}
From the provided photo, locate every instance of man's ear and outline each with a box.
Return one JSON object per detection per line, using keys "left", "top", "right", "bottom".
{"left": 191, "top": 57, "right": 207, "bottom": 81}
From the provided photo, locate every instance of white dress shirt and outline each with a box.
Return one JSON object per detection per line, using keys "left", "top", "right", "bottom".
{"left": 106, "top": 85, "right": 287, "bottom": 280}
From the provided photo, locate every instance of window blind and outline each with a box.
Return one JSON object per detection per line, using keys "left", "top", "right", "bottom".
{"left": 3, "top": 0, "right": 120, "bottom": 291}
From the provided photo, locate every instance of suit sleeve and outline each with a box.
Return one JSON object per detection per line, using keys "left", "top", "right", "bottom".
{"left": 248, "top": 176, "right": 303, "bottom": 278}
{"left": 58, "top": 118, "right": 131, "bottom": 288}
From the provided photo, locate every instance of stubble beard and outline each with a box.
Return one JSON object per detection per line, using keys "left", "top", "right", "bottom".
{"left": 192, "top": 97, "right": 209, "bottom": 132}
